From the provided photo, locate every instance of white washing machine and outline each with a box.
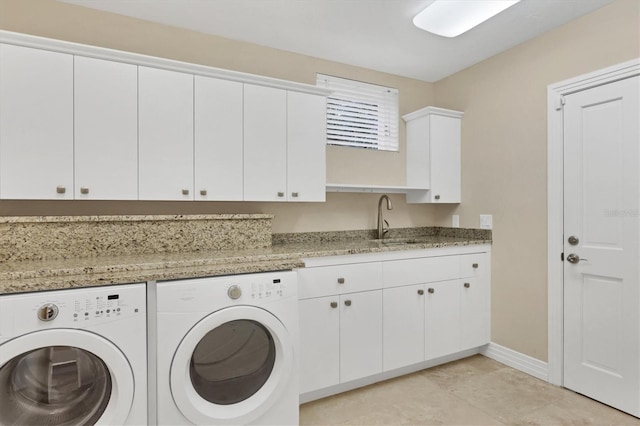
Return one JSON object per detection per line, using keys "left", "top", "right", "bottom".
{"left": 0, "top": 283, "right": 147, "bottom": 426}
{"left": 153, "top": 271, "right": 298, "bottom": 425}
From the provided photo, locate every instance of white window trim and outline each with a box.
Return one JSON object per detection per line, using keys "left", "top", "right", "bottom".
{"left": 317, "top": 74, "right": 399, "bottom": 151}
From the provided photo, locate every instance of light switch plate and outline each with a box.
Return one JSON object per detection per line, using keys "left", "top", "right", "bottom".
{"left": 452, "top": 215, "right": 460, "bottom": 228}
{"left": 480, "top": 214, "right": 493, "bottom": 230}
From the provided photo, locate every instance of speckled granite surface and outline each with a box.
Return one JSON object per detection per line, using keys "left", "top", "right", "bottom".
{"left": 0, "top": 214, "right": 272, "bottom": 262}
{"left": 0, "top": 218, "right": 491, "bottom": 295}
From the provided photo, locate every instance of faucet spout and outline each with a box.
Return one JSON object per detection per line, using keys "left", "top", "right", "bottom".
{"left": 377, "top": 194, "right": 393, "bottom": 239}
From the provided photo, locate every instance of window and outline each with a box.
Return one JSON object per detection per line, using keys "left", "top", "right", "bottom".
{"left": 316, "top": 74, "right": 399, "bottom": 151}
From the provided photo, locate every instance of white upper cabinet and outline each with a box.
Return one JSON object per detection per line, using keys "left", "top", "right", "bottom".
{"left": 287, "top": 91, "right": 326, "bottom": 202}
{"left": 0, "top": 44, "right": 73, "bottom": 199}
{"left": 139, "top": 66, "right": 194, "bottom": 201}
{"left": 403, "top": 107, "right": 463, "bottom": 203}
{"left": 74, "top": 56, "right": 138, "bottom": 200}
{"left": 243, "top": 84, "right": 288, "bottom": 201}
{"left": 194, "top": 76, "right": 243, "bottom": 201}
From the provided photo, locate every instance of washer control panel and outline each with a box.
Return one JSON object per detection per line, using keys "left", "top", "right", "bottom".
{"left": 0, "top": 283, "right": 145, "bottom": 338}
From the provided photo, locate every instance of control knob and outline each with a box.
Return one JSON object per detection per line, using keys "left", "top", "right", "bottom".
{"left": 37, "top": 303, "right": 59, "bottom": 321}
{"left": 228, "top": 285, "right": 242, "bottom": 300}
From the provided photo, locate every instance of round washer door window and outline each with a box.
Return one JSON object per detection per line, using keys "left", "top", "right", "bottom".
{"left": 0, "top": 329, "right": 135, "bottom": 426}
{"left": 171, "top": 306, "right": 293, "bottom": 425}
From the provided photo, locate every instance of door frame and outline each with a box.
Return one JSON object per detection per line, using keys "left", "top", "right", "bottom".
{"left": 546, "top": 58, "right": 640, "bottom": 386}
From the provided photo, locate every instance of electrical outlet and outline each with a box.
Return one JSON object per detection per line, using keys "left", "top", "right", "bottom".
{"left": 480, "top": 214, "right": 493, "bottom": 230}
{"left": 452, "top": 215, "right": 460, "bottom": 228}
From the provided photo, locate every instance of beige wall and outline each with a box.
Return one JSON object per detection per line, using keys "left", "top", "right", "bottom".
{"left": 1, "top": 0, "right": 638, "bottom": 362}
{"left": 434, "top": 0, "right": 640, "bottom": 361}
{"left": 0, "top": 0, "right": 438, "bottom": 232}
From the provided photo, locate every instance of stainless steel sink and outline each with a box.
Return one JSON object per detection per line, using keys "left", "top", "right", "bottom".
{"left": 370, "top": 238, "right": 421, "bottom": 246}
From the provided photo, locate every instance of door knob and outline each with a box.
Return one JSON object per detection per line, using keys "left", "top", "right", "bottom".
{"left": 567, "top": 253, "right": 588, "bottom": 264}
{"left": 568, "top": 236, "right": 579, "bottom": 245}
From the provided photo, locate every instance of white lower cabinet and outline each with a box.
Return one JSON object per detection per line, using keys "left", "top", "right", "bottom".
{"left": 299, "top": 296, "right": 340, "bottom": 394}
{"left": 340, "top": 290, "right": 383, "bottom": 383}
{"left": 383, "top": 284, "right": 425, "bottom": 371}
{"left": 299, "top": 246, "right": 491, "bottom": 399}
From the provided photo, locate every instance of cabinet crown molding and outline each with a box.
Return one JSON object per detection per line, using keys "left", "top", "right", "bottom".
{"left": 402, "top": 106, "right": 463, "bottom": 122}
{"left": 0, "top": 30, "right": 332, "bottom": 96}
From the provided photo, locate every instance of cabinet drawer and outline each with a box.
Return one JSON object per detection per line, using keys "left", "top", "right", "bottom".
{"left": 460, "top": 253, "right": 489, "bottom": 278}
{"left": 298, "top": 262, "right": 383, "bottom": 299}
{"left": 382, "top": 256, "right": 460, "bottom": 288}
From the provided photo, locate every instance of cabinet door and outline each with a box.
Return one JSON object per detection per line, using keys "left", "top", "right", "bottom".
{"left": 461, "top": 277, "right": 490, "bottom": 350}
{"left": 139, "top": 66, "right": 193, "bottom": 200}
{"left": 299, "top": 296, "right": 340, "bottom": 394}
{"left": 429, "top": 114, "right": 461, "bottom": 203}
{"left": 383, "top": 284, "right": 424, "bottom": 371}
{"left": 0, "top": 44, "right": 73, "bottom": 199}
{"left": 340, "top": 290, "right": 383, "bottom": 383}
{"left": 243, "top": 84, "right": 287, "bottom": 201}
{"left": 194, "top": 76, "right": 243, "bottom": 201}
{"left": 424, "top": 280, "right": 461, "bottom": 360}
{"left": 74, "top": 56, "right": 138, "bottom": 200}
{"left": 286, "top": 91, "right": 326, "bottom": 202}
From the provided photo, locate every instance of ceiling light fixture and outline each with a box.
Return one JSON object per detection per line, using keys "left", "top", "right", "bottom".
{"left": 413, "top": 0, "right": 521, "bottom": 38}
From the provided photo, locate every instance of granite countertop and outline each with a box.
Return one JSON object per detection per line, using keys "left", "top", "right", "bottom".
{"left": 0, "top": 227, "right": 491, "bottom": 294}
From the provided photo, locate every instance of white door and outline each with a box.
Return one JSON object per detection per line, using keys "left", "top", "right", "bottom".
{"left": 138, "top": 66, "right": 194, "bottom": 200}
{"left": 429, "top": 114, "right": 461, "bottom": 203}
{"left": 563, "top": 76, "right": 639, "bottom": 417}
{"left": 286, "top": 91, "right": 326, "bottom": 202}
{"left": 243, "top": 84, "right": 287, "bottom": 201}
{"left": 74, "top": 56, "right": 138, "bottom": 200}
{"left": 0, "top": 44, "right": 73, "bottom": 199}
{"left": 194, "top": 76, "right": 243, "bottom": 201}
{"left": 424, "top": 280, "right": 461, "bottom": 360}
{"left": 339, "top": 290, "right": 383, "bottom": 383}
{"left": 382, "top": 284, "right": 425, "bottom": 371}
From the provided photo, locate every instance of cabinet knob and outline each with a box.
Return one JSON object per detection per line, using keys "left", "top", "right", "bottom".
{"left": 472, "top": 263, "right": 479, "bottom": 269}
{"left": 291, "top": 192, "right": 299, "bottom": 198}
{"left": 434, "top": 194, "right": 440, "bottom": 200}
{"left": 80, "top": 187, "right": 89, "bottom": 195}
{"left": 417, "top": 289, "right": 424, "bottom": 295}
{"left": 277, "top": 192, "right": 285, "bottom": 197}
{"left": 330, "top": 301, "right": 338, "bottom": 309}
{"left": 56, "top": 186, "right": 66, "bottom": 194}
{"left": 344, "top": 300, "right": 352, "bottom": 307}
{"left": 464, "top": 282, "right": 471, "bottom": 288}
{"left": 337, "top": 277, "right": 345, "bottom": 284}
{"left": 428, "top": 288, "right": 435, "bottom": 294}
{"left": 182, "top": 189, "right": 190, "bottom": 195}
{"left": 200, "top": 189, "right": 207, "bottom": 196}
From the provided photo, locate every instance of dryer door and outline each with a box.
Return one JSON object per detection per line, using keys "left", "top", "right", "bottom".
{"left": 0, "top": 329, "right": 134, "bottom": 426}
{"left": 171, "top": 306, "right": 293, "bottom": 425}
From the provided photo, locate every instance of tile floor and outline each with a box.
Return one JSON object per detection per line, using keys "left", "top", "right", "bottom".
{"left": 299, "top": 355, "right": 640, "bottom": 425}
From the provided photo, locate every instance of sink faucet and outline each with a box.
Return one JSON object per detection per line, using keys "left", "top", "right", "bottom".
{"left": 377, "top": 194, "right": 393, "bottom": 239}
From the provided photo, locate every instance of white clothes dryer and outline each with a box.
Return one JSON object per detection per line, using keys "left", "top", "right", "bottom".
{"left": 153, "top": 271, "right": 298, "bottom": 425}
{"left": 0, "top": 283, "right": 147, "bottom": 426}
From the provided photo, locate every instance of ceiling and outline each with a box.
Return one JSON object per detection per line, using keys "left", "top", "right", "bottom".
{"left": 60, "top": 0, "right": 616, "bottom": 82}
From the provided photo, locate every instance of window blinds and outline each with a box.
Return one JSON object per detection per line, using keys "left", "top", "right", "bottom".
{"left": 316, "top": 74, "right": 399, "bottom": 151}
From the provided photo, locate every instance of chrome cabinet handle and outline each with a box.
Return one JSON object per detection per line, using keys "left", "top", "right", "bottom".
{"left": 428, "top": 288, "right": 435, "bottom": 294}
{"left": 80, "top": 187, "right": 89, "bottom": 194}
{"left": 200, "top": 189, "right": 207, "bottom": 196}
{"left": 182, "top": 189, "right": 189, "bottom": 195}
{"left": 337, "top": 277, "right": 345, "bottom": 284}
{"left": 464, "top": 282, "right": 470, "bottom": 288}
{"left": 277, "top": 192, "right": 284, "bottom": 197}
{"left": 417, "top": 289, "right": 424, "bottom": 295}
{"left": 56, "top": 186, "right": 66, "bottom": 194}
{"left": 344, "top": 300, "right": 352, "bottom": 307}
{"left": 291, "top": 192, "right": 299, "bottom": 198}
{"left": 434, "top": 194, "right": 440, "bottom": 200}
{"left": 330, "top": 301, "right": 338, "bottom": 309}
{"left": 472, "top": 263, "right": 479, "bottom": 269}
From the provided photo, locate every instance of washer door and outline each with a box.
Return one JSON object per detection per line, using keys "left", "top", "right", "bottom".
{"left": 0, "top": 329, "right": 134, "bottom": 426}
{"left": 171, "top": 306, "right": 293, "bottom": 425}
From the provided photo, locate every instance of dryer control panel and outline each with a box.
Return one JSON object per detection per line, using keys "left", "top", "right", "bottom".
{"left": 0, "top": 283, "right": 146, "bottom": 339}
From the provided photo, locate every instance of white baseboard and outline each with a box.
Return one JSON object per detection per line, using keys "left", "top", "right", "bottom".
{"left": 481, "top": 342, "right": 549, "bottom": 382}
